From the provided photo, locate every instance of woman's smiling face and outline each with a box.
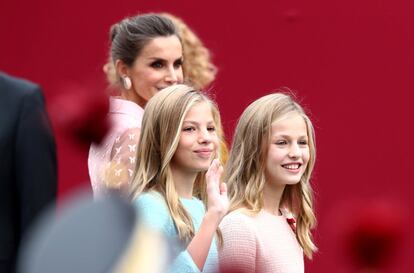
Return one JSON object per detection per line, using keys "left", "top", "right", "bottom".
{"left": 127, "top": 35, "right": 184, "bottom": 104}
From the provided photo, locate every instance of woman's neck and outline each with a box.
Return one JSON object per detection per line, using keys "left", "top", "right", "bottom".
{"left": 119, "top": 89, "right": 147, "bottom": 108}
{"left": 262, "top": 181, "right": 286, "bottom": 216}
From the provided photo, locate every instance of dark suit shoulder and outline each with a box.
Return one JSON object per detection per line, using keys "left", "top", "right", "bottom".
{"left": 0, "top": 72, "right": 42, "bottom": 99}
{"left": 0, "top": 72, "right": 45, "bottom": 118}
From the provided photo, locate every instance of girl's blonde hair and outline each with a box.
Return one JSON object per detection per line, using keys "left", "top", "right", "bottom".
{"left": 130, "top": 84, "right": 224, "bottom": 242}
{"left": 225, "top": 91, "right": 317, "bottom": 258}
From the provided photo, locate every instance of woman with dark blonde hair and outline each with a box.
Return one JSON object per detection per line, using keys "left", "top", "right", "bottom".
{"left": 219, "top": 92, "right": 317, "bottom": 273}
{"left": 131, "top": 84, "right": 228, "bottom": 273}
{"left": 89, "top": 13, "right": 184, "bottom": 197}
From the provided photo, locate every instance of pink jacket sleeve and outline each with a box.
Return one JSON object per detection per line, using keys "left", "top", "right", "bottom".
{"left": 105, "top": 127, "right": 140, "bottom": 195}
{"left": 219, "top": 212, "right": 256, "bottom": 273}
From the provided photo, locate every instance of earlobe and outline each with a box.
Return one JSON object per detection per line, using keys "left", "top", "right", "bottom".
{"left": 115, "top": 59, "right": 132, "bottom": 90}
{"left": 115, "top": 59, "right": 129, "bottom": 78}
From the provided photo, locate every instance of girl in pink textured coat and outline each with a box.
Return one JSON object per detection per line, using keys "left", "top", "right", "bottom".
{"left": 219, "top": 91, "right": 318, "bottom": 273}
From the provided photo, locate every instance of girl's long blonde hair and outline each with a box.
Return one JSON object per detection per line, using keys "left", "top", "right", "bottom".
{"left": 130, "top": 84, "right": 224, "bottom": 242}
{"left": 225, "top": 91, "right": 317, "bottom": 258}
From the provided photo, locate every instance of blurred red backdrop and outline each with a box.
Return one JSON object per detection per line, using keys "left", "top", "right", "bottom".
{"left": 1, "top": 0, "right": 413, "bottom": 272}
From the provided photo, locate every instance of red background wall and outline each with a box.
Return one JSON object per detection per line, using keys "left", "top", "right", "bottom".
{"left": 1, "top": 1, "right": 413, "bottom": 272}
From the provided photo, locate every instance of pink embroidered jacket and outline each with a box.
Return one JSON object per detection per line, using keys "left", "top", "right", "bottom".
{"left": 88, "top": 97, "right": 144, "bottom": 198}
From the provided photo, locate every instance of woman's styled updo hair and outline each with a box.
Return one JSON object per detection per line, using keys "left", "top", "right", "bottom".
{"left": 110, "top": 13, "right": 181, "bottom": 69}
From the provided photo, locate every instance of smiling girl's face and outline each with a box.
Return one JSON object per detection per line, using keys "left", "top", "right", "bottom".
{"left": 171, "top": 101, "right": 219, "bottom": 175}
{"left": 265, "top": 112, "right": 310, "bottom": 188}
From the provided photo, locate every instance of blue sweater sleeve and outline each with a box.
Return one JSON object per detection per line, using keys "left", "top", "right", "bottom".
{"left": 133, "top": 192, "right": 201, "bottom": 273}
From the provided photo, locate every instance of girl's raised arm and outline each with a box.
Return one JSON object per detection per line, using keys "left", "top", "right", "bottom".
{"left": 187, "top": 159, "right": 228, "bottom": 271}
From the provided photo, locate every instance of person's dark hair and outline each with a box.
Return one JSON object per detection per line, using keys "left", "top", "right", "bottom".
{"left": 110, "top": 13, "right": 180, "bottom": 67}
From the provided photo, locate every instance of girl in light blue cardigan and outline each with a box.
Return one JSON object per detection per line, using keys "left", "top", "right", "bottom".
{"left": 130, "top": 84, "right": 228, "bottom": 273}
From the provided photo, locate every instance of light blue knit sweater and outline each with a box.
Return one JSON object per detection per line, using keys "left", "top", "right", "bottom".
{"left": 133, "top": 191, "right": 218, "bottom": 273}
